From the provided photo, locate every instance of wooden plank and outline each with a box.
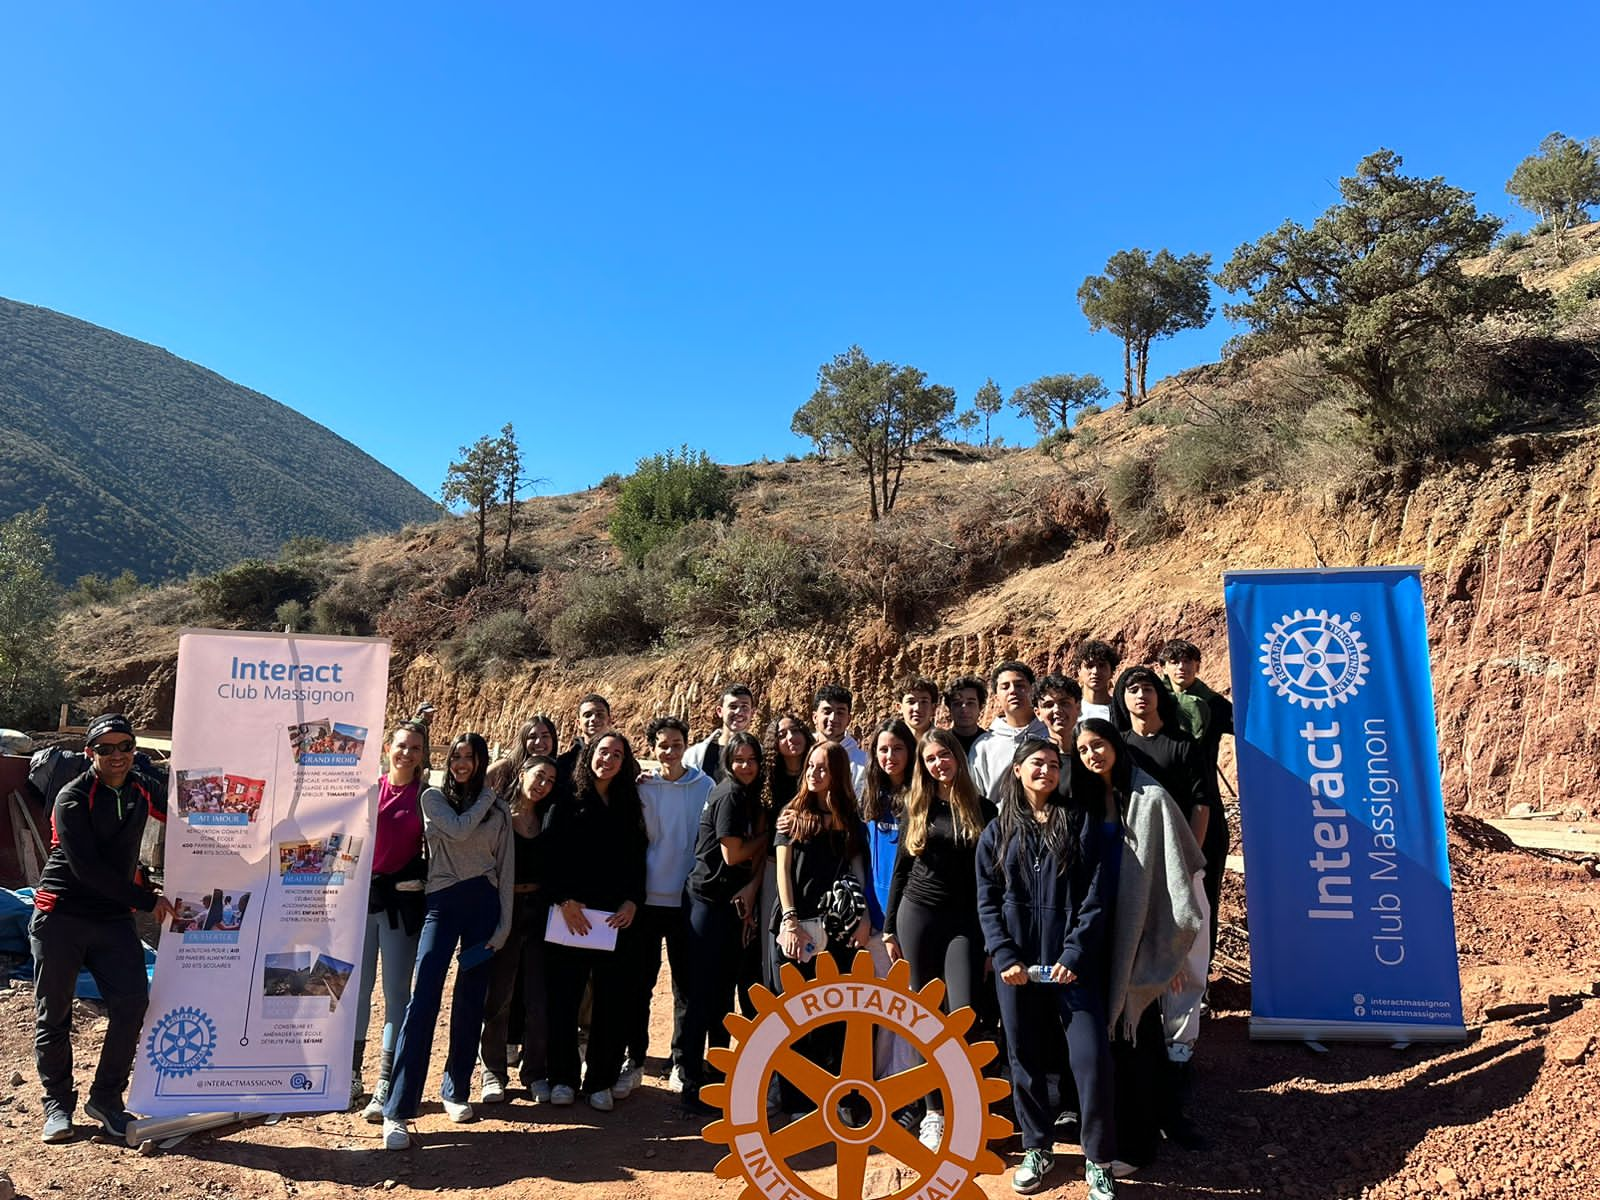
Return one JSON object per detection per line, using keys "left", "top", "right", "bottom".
{"left": 1486, "top": 818, "right": 1600, "bottom": 855}
{"left": 9, "top": 791, "right": 45, "bottom": 884}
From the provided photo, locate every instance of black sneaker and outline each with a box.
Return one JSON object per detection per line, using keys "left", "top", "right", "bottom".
{"left": 41, "top": 1098, "right": 74, "bottom": 1144}
{"left": 84, "top": 1097, "right": 133, "bottom": 1141}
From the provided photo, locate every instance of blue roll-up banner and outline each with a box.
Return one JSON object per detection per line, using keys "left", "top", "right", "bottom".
{"left": 1223, "top": 568, "right": 1465, "bottom": 1042}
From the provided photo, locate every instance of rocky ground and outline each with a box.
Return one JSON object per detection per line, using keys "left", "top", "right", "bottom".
{"left": 0, "top": 824, "right": 1595, "bottom": 1200}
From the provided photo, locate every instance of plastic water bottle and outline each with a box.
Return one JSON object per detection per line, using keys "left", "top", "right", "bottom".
{"left": 1027, "top": 964, "right": 1057, "bottom": 984}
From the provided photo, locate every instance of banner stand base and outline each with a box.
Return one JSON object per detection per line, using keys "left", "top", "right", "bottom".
{"left": 1250, "top": 1017, "right": 1467, "bottom": 1043}
{"left": 125, "top": 1112, "right": 248, "bottom": 1149}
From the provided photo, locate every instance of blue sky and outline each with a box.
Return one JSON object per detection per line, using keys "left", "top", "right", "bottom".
{"left": 3, "top": 4, "right": 1596, "bottom": 500}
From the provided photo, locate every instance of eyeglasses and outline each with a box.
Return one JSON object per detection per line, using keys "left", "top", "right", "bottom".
{"left": 91, "top": 740, "right": 136, "bottom": 756}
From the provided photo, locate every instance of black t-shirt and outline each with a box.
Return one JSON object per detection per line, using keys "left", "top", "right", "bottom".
{"left": 773, "top": 819, "right": 863, "bottom": 923}
{"left": 1123, "top": 727, "right": 1218, "bottom": 821}
{"left": 688, "top": 776, "right": 763, "bottom": 903}
{"left": 952, "top": 728, "right": 985, "bottom": 756}
{"left": 885, "top": 796, "right": 997, "bottom": 938}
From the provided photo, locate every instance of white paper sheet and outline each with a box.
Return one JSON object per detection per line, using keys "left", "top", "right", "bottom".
{"left": 543, "top": 905, "right": 619, "bottom": 951}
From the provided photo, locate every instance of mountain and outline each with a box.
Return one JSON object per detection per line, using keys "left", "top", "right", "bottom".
{"left": 0, "top": 297, "right": 440, "bottom": 583}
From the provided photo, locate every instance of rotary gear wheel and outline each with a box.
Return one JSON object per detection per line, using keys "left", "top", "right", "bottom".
{"left": 701, "top": 951, "right": 1011, "bottom": 1200}
{"left": 1259, "top": 608, "right": 1370, "bottom": 709}
{"left": 144, "top": 1004, "right": 218, "bottom": 1078}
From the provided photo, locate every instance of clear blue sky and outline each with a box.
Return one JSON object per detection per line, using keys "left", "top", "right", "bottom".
{"left": 3, "top": 4, "right": 1596, "bottom": 500}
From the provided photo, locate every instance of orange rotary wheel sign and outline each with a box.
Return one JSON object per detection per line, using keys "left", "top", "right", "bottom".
{"left": 700, "top": 951, "right": 1012, "bottom": 1200}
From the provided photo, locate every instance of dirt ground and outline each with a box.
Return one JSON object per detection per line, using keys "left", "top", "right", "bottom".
{"left": 1, "top": 826, "right": 1596, "bottom": 1200}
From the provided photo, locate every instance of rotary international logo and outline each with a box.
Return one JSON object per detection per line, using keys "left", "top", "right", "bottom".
{"left": 1259, "top": 609, "right": 1370, "bottom": 709}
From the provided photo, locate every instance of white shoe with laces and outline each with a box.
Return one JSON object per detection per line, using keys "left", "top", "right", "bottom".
{"left": 589, "top": 1089, "right": 614, "bottom": 1112}
{"left": 918, "top": 1110, "right": 945, "bottom": 1151}
{"left": 550, "top": 1084, "right": 575, "bottom": 1106}
{"left": 442, "top": 1097, "right": 474, "bottom": 1123}
{"left": 612, "top": 1064, "right": 642, "bottom": 1099}
{"left": 382, "top": 1117, "right": 411, "bottom": 1150}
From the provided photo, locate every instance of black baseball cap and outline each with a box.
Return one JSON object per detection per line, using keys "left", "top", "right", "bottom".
{"left": 85, "top": 714, "right": 135, "bottom": 745}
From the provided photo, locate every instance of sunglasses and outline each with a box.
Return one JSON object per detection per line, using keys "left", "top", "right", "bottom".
{"left": 90, "top": 740, "right": 136, "bottom": 756}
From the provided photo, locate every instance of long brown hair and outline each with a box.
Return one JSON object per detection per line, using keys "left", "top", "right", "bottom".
{"left": 782, "top": 740, "right": 862, "bottom": 859}
{"left": 761, "top": 711, "right": 813, "bottom": 813}
{"left": 860, "top": 718, "right": 915, "bottom": 824}
{"left": 904, "top": 728, "right": 987, "bottom": 855}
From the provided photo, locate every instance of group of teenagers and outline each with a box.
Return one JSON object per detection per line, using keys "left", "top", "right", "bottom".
{"left": 357, "top": 636, "right": 1234, "bottom": 1199}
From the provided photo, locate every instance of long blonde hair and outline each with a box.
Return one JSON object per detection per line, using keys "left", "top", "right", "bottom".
{"left": 904, "top": 728, "right": 986, "bottom": 855}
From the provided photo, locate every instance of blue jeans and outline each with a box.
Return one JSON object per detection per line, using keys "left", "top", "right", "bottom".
{"left": 384, "top": 878, "right": 499, "bottom": 1119}
{"left": 356, "top": 906, "right": 420, "bottom": 1055}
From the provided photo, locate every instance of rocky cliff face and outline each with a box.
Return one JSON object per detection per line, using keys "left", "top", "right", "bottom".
{"left": 388, "top": 428, "right": 1600, "bottom": 820}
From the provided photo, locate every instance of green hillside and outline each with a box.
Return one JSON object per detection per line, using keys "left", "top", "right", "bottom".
{"left": 0, "top": 297, "right": 440, "bottom": 583}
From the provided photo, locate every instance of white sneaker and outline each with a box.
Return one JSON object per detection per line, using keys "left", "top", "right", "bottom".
{"left": 382, "top": 1117, "right": 411, "bottom": 1150}
{"left": 442, "top": 1098, "right": 474, "bottom": 1123}
{"left": 480, "top": 1074, "right": 506, "bottom": 1104}
{"left": 1110, "top": 1160, "right": 1140, "bottom": 1179}
{"left": 612, "top": 1064, "right": 642, "bottom": 1100}
{"left": 588, "top": 1089, "right": 614, "bottom": 1112}
{"left": 550, "top": 1084, "right": 575, "bottom": 1106}
{"left": 529, "top": 1078, "right": 552, "bottom": 1104}
{"left": 919, "top": 1110, "right": 945, "bottom": 1151}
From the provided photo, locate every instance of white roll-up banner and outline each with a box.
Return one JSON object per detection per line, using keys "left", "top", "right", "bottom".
{"left": 131, "top": 629, "right": 391, "bottom": 1114}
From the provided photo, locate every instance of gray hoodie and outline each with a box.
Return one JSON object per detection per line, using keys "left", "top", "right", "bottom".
{"left": 968, "top": 715, "right": 1052, "bottom": 798}
{"left": 639, "top": 766, "right": 715, "bottom": 907}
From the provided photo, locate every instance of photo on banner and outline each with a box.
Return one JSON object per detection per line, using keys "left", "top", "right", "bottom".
{"left": 130, "top": 629, "right": 391, "bottom": 1115}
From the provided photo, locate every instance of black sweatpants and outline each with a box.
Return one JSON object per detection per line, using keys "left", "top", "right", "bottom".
{"left": 480, "top": 891, "right": 550, "bottom": 1086}
{"left": 546, "top": 934, "right": 632, "bottom": 1094}
{"left": 997, "top": 975, "right": 1115, "bottom": 1163}
{"left": 30, "top": 908, "right": 149, "bottom": 1109}
{"left": 624, "top": 903, "right": 689, "bottom": 1071}
{"left": 896, "top": 897, "right": 981, "bottom": 1112}
{"left": 1111, "top": 1000, "right": 1168, "bottom": 1167}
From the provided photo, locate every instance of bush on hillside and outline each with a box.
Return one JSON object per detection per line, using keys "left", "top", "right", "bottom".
{"left": 193, "top": 559, "right": 318, "bottom": 628}
{"left": 609, "top": 446, "right": 736, "bottom": 564}
{"left": 1105, "top": 451, "right": 1175, "bottom": 543}
{"left": 1554, "top": 269, "right": 1600, "bottom": 324}
{"left": 830, "top": 479, "right": 1108, "bottom": 628}
{"left": 671, "top": 527, "right": 843, "bottom": 637}
{"left": 69, "top": 569, "right": 142, "bottom": 607}
{"left": 1156, "top": 412, "right": 1261, "bottom": 500}
{"left": 446, "top": 610, "right": 539, "bottom": 675}
{"left": 547, "top": 570, "right": 665, "bottom": 658}
{"left": 275, "top": 599, "right": 310, "bottom": 632}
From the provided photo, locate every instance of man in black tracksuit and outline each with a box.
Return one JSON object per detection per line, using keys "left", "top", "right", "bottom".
{"left": 31, "top": 714, "right": 173, "bottom": 1144}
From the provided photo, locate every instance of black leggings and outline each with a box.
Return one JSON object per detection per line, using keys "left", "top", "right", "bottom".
{"left": 895, "top": 898, "right": 981, "bottom": 1113}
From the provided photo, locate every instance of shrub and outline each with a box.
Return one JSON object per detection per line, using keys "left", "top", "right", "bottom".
{"left": 1035, "top": 428, "right": 1073, "bottom": 455}
{"left": 1554, "top": 269, "right": 1600, "bottom": 324}
{"left": 1498, "top": 230, "right": 1530, "bottom": 252}
{"left": 446, "top": 610, "right": 538, "bottom": 674}
{"left": 671, "top": 527, "right": 843, "bottom": 637}
{"left": 608, "top": 446, "right": 735, "bottom": 564}
{"left": 1157, "top": 417, "right": 1259, "bottom": 499}
{"left": 830, "top": 480, "right": 1107, "bottom": 628}
{"left": 1105, "top": 451, "right": 1174, "bottom": 541}
{"left": 193, "top": 559, "right": 318, "bottom": 627}
{"left": 547, "top": 570, "right": 665, "bottom": 659}
{"left": 275, "top": 599, "right": 310, "bottom": 631}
